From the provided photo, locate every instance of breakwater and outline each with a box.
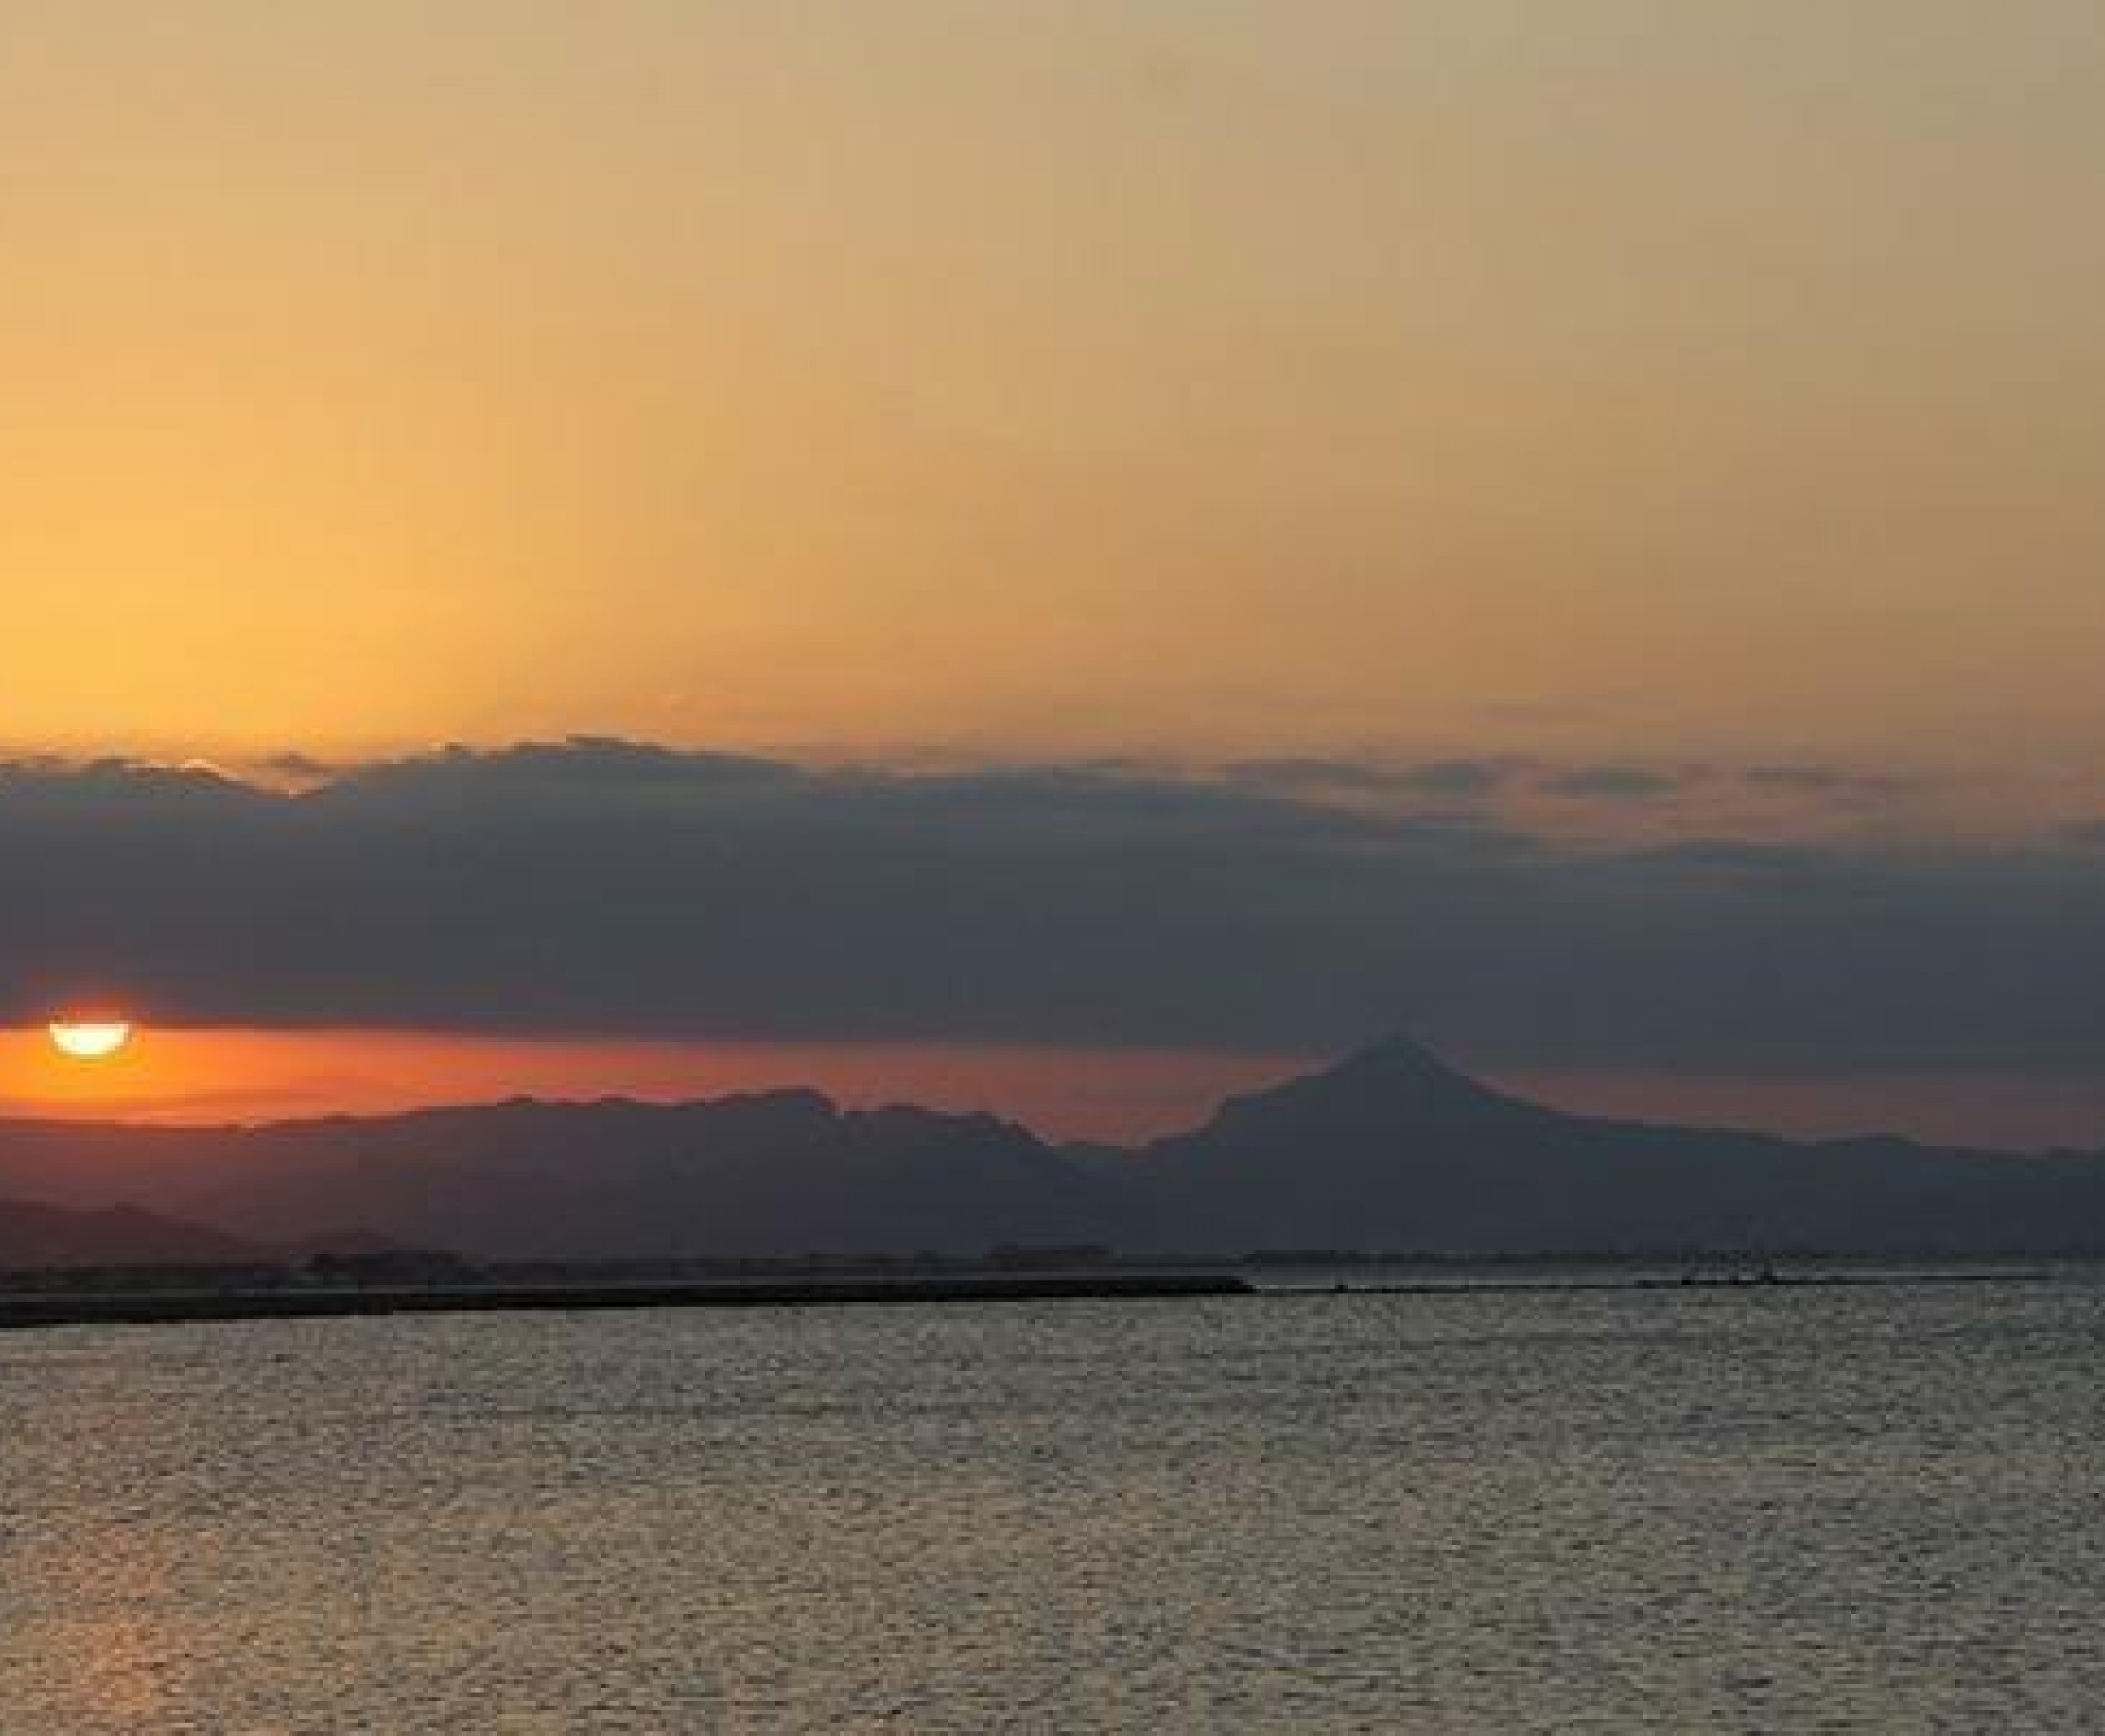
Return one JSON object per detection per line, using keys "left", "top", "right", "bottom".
{"left": 0, "top": 1270, "right": 1252, "bottom": 1333}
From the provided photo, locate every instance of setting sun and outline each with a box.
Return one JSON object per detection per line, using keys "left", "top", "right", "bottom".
{"left": 47, "top": 1021, "right": 133, "bottom": 1062}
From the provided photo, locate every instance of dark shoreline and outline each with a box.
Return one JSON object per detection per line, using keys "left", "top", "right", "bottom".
{"left": 1262, "top": 1268, "right": 2059, "bottom": 1298}
{"left": 0, "top": 1264, "right": 2071, "bottom": 1334}
{"left": 0, "top": 1271, "right": 1253, "bottom": 1334}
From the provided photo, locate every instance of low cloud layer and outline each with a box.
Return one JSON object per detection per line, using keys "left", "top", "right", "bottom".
{"left": 4, "top": 740, "right": 2103, "bottom": 1073}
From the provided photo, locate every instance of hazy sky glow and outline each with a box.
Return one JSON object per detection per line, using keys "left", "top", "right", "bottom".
{"left": 0, "top": 1025, "right": 1306, "bottom": 1143}
{"left": 5, "top": 2, "right": 2104, "bottom": 772}
{"left": 5, "top": 4, "right": 2105, "bottom": 1140}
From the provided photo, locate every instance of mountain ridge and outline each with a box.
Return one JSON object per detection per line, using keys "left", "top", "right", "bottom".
{"left": 2, "top": 1039, "right": 2100, "bottom": 1259}
{"left": 0, "top": 1196, "right": 268, "bottom": 1269}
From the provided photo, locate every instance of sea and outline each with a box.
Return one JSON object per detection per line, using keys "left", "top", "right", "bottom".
{"left": 4, "top": 1272, "right": 2102, "bottom": 1732}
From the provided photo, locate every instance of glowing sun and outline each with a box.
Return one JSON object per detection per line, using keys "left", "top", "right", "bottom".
{"left": 48, "top": 1021, "right": 134, "bottom": 1061}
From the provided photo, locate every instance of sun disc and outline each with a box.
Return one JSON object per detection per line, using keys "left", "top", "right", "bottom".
{"left": 48, "top": 1021, "right": 133, "bottom": 1061}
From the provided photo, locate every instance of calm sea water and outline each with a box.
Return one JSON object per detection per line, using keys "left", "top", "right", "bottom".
{"left": 4, "top": 1277, "right": 2103, "bottom": 1733}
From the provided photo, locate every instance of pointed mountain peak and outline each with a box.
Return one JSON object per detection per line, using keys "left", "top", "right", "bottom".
{"left": 1312, "top": 1032, "right": 1509, "bottom": 1100}
{"left": 1328, "top": 1031, "right": 1460, "bottom": 1079}
{"left": 1190, "top": 1032, "right": 1519, "bottom": 1141}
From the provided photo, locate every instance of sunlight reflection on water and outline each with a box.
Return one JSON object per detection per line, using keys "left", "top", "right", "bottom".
{"left": 4, "top": 1279, "right": 2104, "bottom": 1732}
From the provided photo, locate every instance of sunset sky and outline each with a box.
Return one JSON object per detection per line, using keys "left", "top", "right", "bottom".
{"left": 6, "top": 3, "right": 2105, "bottom": 1143}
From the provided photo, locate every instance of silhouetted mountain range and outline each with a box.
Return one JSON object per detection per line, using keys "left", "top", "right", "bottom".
{"left": 4, "top": 1039, "right": 2105, "bottom": 1262}
{"left": 0, "top": 1197, "right": 265, "bottom": 1270}
{"left": 1127, "top": 1038, "right": 2105, "bottom": 1253}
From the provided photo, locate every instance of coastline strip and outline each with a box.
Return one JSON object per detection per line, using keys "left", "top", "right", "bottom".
{"left": 0, "top": 1271, "right": 1252, "bottom": 1334}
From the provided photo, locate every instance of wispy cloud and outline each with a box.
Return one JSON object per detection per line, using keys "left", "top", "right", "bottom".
{"left": 1537, "top": 765, "right": 1684, "bottom": 801}
{"left": 1223, "top": 757, "right": 1520, "bottom": 801}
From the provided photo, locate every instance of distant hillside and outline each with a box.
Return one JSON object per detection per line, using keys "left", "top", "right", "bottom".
{"left": 0, "top": 1197, "right": 263, "bottom": 1271}
{"left": 3, "top": 1043, "right": 2104, "bottom": 1258}
{"left": 0, "top": 1093, "right": 1127, "bottom": 1260}
{"left": 1127, "top": 1037, "right": 2105, "bottom": 1254}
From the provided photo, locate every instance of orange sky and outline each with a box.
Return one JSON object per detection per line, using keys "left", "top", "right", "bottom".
{"left": 0, "top": 1027, "right": 1306, "bottom": 1144}
{"left": 11, "top": 1028, "right": 2105, "bottom": 1153}
{"left": 2, "top": 4, "right": 2103, "bottom": 788}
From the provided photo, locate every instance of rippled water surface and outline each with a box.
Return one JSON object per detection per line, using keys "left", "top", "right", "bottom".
{"left": 5, "top": 1278, "right": 2104, "bottom": 1732}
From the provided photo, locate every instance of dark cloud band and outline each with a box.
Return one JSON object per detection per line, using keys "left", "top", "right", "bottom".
{"left": 3, "top": 740, "right": 2101, "bottom": 1072}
